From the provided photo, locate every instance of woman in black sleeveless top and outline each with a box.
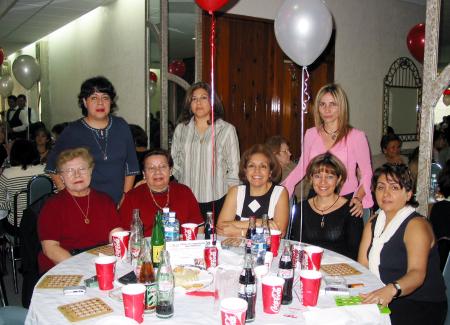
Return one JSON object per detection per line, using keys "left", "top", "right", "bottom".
{"left": 358, "top": 164, "right": 447, "bottom": 325}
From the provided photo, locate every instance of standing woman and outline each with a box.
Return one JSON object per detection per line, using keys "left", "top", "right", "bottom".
{"left": 283, "top": 83, "right": 373, "bottom": 219}
{"left": 171, "top": 82, "right": 240, "bottom": 220}
{"left": 45, "top": 76, "right": 140, "bottom": 205}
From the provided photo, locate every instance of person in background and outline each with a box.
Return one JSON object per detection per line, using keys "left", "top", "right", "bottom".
{"left": 33, "top": 127, "right": 52, "bottom": 164}
{"left": 38, "top": 148, "right": 123, "bottom": 274}
{"left": 290, "top": 153, "right": 363, "bottom": 260}
{"left": 51, "top": 122, "right": 69, "bottom": 141}
{"left": 408, "top": 146, "right": 419, "bottom": 193}
{"left": 6, "top": 94, "right": 38, "bottom": 140}
{"left": 217, "top": 144, "right": 289, "bottom": 237}
{"left": 433, "top": 129, "right": 447, "bottom": 164}
{"left": 129, "top": 124, "right": 148, "bottom": 185}
{"left": 0, "top": 140, "right": 44, "bottom": 236}
{"left": 372, "top": 133, "right": 408, "bottom": 170}
{"left": 45, "top": 76, "right": 140, "bottom": 205}
{"left": 282, "top": 83, "right": 373, "bottom": 222}
{"left": 0, "top": 123, "right": 8, "bottom": 168}
{"left": 358, "top": 164, "right": 446, "bottom": 325}
{"left": 119, "top": 148, "right": 203, "bottom": 237}
{"left": 171, "top": 81, "right": 240, "bottom": 221}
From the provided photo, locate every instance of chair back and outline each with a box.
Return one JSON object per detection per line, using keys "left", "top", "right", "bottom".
{"left": 442, "top": 252, "right": 450, "bottom": 325}
{"left": 27, "top": 175, "right": 54, "bottom": 206}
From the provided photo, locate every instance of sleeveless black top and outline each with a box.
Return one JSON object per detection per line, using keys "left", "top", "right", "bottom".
{"left": 369, "top": 213, "right": 446, "bottom": 302}
{"left": 235, "top": 184, "right": 277, "bottom": 220}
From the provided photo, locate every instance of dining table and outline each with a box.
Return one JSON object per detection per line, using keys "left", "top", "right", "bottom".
{"left": 25, "top": 239, "right": 391, "bottom": 325}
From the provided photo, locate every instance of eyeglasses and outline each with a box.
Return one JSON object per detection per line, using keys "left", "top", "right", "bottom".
{"left": 191, "top": 95, "right": 209, "bottom": 103}
{"left": 87, "top": 94, "right": 111, "bottom": 104}
{"left": 145, "top": 164, "right": 169, "bottom": 174}
{"left": 60, "top": 167, "right": 91, "bottom": 177}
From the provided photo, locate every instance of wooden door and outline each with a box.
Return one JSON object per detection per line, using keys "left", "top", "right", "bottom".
{"left": 202, "top": 13, "right": 334, "bottom": 159}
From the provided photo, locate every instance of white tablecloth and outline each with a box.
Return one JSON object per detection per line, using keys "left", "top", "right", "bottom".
{"left": 25, "top": 242, "right": 391, "bottom": 324}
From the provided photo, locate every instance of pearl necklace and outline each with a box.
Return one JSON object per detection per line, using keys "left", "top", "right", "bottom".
{"left": 69, "top": 191, "right": 90, "bottom": 224}
{"left": 312, "top": 195, "right": 340, "bottom": 228}
{"left": 149, "top": 186, "right": 170, "bottom": 210}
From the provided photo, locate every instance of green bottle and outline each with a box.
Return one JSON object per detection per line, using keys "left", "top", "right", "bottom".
{"left": 151, "top": 212, "right": 165, "bottom": 268}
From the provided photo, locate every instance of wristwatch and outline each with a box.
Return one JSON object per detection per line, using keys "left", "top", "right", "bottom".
{"left": 392, "top": 281, "right": 402, "bottom": 298}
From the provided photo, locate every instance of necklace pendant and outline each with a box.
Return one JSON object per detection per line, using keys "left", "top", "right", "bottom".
{"left": 84, "top": 218, "right": 90, "bottom": 224}
{"left": 332, "top": 134, "right": 337, "bottom": 141}
{"left": 320, "top": 216, "right": 325, "bottom": 228}
{"left": 103, "top": 153, "right": 108, "bottom": 160}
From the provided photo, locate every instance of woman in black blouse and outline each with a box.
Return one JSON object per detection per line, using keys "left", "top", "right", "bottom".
{"left": 290, "top": 152, "right": 363, "bottom": 260}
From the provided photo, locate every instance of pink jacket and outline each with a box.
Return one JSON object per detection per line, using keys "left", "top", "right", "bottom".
{"left": 283, "top": 127, "right": 373, "bottom": 208}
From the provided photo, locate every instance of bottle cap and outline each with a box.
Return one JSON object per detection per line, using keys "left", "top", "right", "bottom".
{"left": 163, "top": 207, "right": 170, "bottom": 213}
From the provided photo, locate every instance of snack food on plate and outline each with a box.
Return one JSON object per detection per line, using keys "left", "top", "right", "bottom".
{"left": 173, "top": 266, "right": 201, "bottom": 289}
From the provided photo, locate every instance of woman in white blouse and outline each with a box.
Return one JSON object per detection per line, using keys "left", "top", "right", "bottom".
{"left": 171, "top": 82, "right": 240, "bottom": 222}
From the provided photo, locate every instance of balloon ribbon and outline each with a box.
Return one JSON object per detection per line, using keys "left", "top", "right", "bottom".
{"left": 210, "top": 12, "right": 217, "bottom": 220}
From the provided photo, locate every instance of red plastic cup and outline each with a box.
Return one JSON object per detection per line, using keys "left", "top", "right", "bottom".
{"left": 303, "top": 245, "right": 323, "bottom": 271}
{"left": 261, "top": 275, "right": 285, "bottom": 314}
{"left": 300, "top": 270, "right": 322, "bottom": 306}
{"left": 220, "top": 297, "right": 248, "bottom": 325}
{"left": 94, "top": 256, "right": 116, "bottom": 290}
{"left": 270, "top": 230, "right": 282, "bottom": 257}
{"left": 122, "top": 283, "right": 146, "bottom": 323}
{"left": 181, "top": 223, "right": 198, "bottom": 240}
{"left": 112, "top": 231, "right": 130, "bottom": 262}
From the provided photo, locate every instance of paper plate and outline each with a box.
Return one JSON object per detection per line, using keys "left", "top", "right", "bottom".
{"left": 95, "top": 315, "right": 139, "bottom": 325}
{"left": 173, "top": 265, "right": 213, "bottom": 292}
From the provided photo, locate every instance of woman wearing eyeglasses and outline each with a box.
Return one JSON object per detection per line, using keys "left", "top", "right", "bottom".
{"left": 171, "top": 82, "right": 240, "bottom": 222}
{"left": 119, "top": 148, "right": 204, "bottom": 237}
{"left": 38, "top": 148, "right": 123, "bottom": 274}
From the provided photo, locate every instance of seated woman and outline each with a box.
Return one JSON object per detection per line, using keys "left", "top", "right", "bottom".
{"left": 33, "top": 127, "right": 52, "bottom": 164}
{"left": 289, "top": 153, "right": 363, "bottom": 260}
{"left": 38, "top": 148, "right": 123, "bottom": 274}
{"left": 119, "top": 148, "right": 204, "bottom": 237}
{"left": 358, "top": 164, "right": 447, "bottom": 325}
{"left": 0, "top": 139, "right": 44, "bottom": 235}
{"left": 217, "top": 144, "right": 289, "bottom": 237}
{"left": 372, "top": 133, "right": 408, "bottom": 170}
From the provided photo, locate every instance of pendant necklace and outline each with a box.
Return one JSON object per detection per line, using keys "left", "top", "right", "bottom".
{"left": 312, "top": 195, "right": 340, "bottom": 228}
{"left": 149, "top": 186, "right": 170, "bottom": 210}
{"left": 323, "top": 125, "right": 338, "bottom": 141}
{"left": 92, "top": 129, "right": 108, "bottom": 161}
{"left": 70, "top": 192, "right": 90, "bottom": 224}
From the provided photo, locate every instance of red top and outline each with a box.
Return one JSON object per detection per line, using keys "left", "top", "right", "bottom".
{"left": 38, "top": 189, "right": 120, "bottom": 274}
{"left": 119, "top": 182, "right": 203, "bottom": 237}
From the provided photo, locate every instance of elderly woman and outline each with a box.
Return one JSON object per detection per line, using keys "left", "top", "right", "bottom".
{"left": 119, "top": 148, "right": 204, "bottom": 237}
{"left": 38, "top": 148, "right": 123, "bottom": 274}
{"left": 358, "top": 164, "right": 447, "bottom": 324}
{"left": 372, "top": 133, "right": 408, "bottom": 170}
{"left": 217, "top": 144, "right": 289, "bottom": 237}
{"left": 290, "top": 153, "right": 363, "bottom": 260}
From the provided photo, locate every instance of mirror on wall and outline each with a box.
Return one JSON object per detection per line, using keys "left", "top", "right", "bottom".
{"left": 438, "top": 0, "right": 450, "bottom": 71}
{"left": 382, "top": 57, "right": 422, "bottom": 141}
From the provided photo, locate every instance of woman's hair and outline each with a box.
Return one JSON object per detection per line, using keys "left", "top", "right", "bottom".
{"left": 313, "top": 83, "right": 352, "bottom": 144}
{"left": 372, "top": 163, "right": 418, "bottom": 207}
{"left": 306, "top": 152, "right": 347, "bottom": 194}
{"left": 10, "top": 139, "right": 40, "bottom": 170}
{"left": 51, "top": 122, "right": 69, "bottom": 137}
{"left": 238, "top": 144, "right": 281, "bottom": 184}
{"left": 380, "top": 133, "right": 402, "bottom": 152}
{"left": 56, "top": 147, "right": 95, "bottom": 172}
{"left": 178, "top": 81, "right": 224, "bottom": 125}
{"left": 438, "top": 160, "right": 450, "bottom": 198}
{"left": 265, "top": 135, "right": 288, "bottom": 154}
{"left": 34, "top": 127, "right": 53, "bottom": 150}
{"left": 143, "top": 148, "right": 173, "bottom": 168}
{"left": 78, "top": 76, "right": 117, "bottom": 116}
{"left": 129, "top": 124, "right": 148, "bottom": 148}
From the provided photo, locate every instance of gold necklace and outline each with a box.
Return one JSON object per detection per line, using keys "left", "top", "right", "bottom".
{"left": 323, "top": 125, "right": 338, "bottom": 141}
{"left": 312, "top": 195, "right": 340, "bottom": 228}
{"left": 70, "top": 192, "right": 90, "bottom": 224}
{"left": 148, "top": 186, "right": 170, "bottom": 210}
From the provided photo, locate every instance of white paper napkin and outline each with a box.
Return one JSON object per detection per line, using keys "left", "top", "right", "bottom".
{"left": 303, "top": 304, "right": 382, "bottom": 325}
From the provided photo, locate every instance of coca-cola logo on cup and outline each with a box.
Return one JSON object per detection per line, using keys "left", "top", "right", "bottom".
{"left": 185, "top": 229, "right": 193, "bottom": 240}
{"left": 224, "top": 313, "right": 242, "bottom": 325}
{"left": 112, "top": 237, "right": 121, "bottom": 257}
{"left": 270, "top": 286, "right": 282, "bottom": 312}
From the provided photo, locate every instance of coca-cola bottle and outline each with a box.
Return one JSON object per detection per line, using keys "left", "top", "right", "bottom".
{"left": 156, "top": 250, "right": 174, "bottom": 318}
{"left": 246, "top": 216, "right": 257, "bottom": 240}
{"left": 261, "top": 214, "right": 271, "bottom": 252}
{"left": 238, "top": 249, "right": 256, "bottom": 322}
{"left": 129, "top": 209, "right": 143, "bottom": 269}
{"left": 204, "top": 211, "right": 214, "bottom": 240}
{"left": 138, "top": 240, "right": 157, "bottom": 313}
{"left": 277, "top": 241, "right": 293, "bottom": 305}
{"left": 204, "top": 232, "right": 218, "bottom": 269}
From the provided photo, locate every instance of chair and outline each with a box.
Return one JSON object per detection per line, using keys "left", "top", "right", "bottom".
{"left": 9, "top": 175, "right": 53, "bottom": 294}
{"left": 442, "top": 252, "right": 450, "bottom": 325}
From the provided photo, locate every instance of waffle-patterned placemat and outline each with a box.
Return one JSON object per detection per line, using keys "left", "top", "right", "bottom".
{"left": 86, "top": 245, "right": 114, "bottom": 256}
{"left": 36, "top": 275, "right": 83, "bottom": 289}
{"left": 58, "top": 298, "right": 113, "bottom": 322}
{"left": 321, "top": 263, "right": 362, "bottom": 276}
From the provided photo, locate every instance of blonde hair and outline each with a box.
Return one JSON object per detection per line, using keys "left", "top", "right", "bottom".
{"left": 56, "top": 147, "right": 94, "bottom": 172}
{"left": 313, "top": 83, "right": 352, "bottom": 145}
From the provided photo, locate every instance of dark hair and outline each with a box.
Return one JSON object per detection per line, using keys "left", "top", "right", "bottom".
{"left": 239, "top": 144, "right": 281, "bottom": 184}
{"left": 306, "top": 152, "right": 347, "bottom": 194}
{"left": 372, "top": 163, "right": 418, "bottom": 207}
{"left": 51, "top": 122, "right": 69, "bottom": 137}
{"left": 78, "top": 76, "right": 117, "bottom": 116}
{"left": 380, "top": 133, "right": 402, "bottom": 152}
{"left": 178, "top": 81, "right": 224, "bottom": 125}
{"left": 17, "top": 94, "right": 26, "bottom": 101}
{"left": 129, "top": 124, "right": 148, "bottom": 148}
{"left": 143, "top": 148, "right": 173, "bottom": 168}
{"left": 34, "top": 127, "right": 52, "bottom": 150}
{"left": 265, "top": 135, "right": 289, "bottom": 154}
{"left": 10, "top": 139, "right": 40, "bottom": 169}
{"left": 438, "top": 161, "right": 450, "bottom": 198}
{"left": 7, "top": 95, "right": 17, "bottom": 102}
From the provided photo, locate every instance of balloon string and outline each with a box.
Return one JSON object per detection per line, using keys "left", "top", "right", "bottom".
{"left": 298, "top": 67, "right": 308, "bottom": 244}
{"left": 210, "top": 12, "right": 216, "bottom": 219}
{"left": 302, "top": 66, "right": 310, "bottom": 113}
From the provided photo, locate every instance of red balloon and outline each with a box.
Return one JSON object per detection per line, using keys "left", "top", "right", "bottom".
{"left": 168, "top": 60, "right": 186, "bottom": 77}
{"left": 0, "top": 48, "right": 4, "bottom": 66}
{"left": 195, "top": 0, "right": 229, "bottom": 13}
{"left": 406, "top": 23, "right": 425, "bottom": 64}
{"left": 149, "top": 71, "right": 157, "bottom": 83}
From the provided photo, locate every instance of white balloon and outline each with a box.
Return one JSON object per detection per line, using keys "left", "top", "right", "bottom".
{"left": 0, "top": 75, "right": 14, "bottom": 97}
{"left": 274, "top": 0, "right": 333, "bottom": 66}
{"left": 12, "top": 55, "right": 41, "bottom": 90}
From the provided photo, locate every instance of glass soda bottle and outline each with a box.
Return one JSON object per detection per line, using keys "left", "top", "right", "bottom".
{"left": 204, "top": 211, "right": 214, "bottom": 240}
{"left": 164, "top": 212, "right": 180, "bottom": 241}
{"left": 129, "top": 209, "right": 143, "bottom": 269}
{"left": 251, "top": 228, "right": 266, "bottom": 266}
{"left": 156, "top": 250, "right": 175, "bottom": 318}
{"left": 238, "top": 249, "right": 256, "bottom": 322}
{"left": 151, "top": 212, "right": 165, "bottom": 268}
{"left": 278, "top": 241, "right": 293, "bottom": 304}
{"left": 261, "top": 214, "right": 271, "bottom": 252}
{"left": 204, "top": 231, "right": 218, "bottom": 269}
{"left": 246, "top": 216, "right": 257, "bottom": 240}
{"left": 138, "top": 240, "right": 157, "bottom": 313}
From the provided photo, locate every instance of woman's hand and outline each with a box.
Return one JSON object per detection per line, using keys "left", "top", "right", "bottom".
{"left": 216, "top": 222, "right": 242, "bottom": 237}
{"left": 349, "top": 197, "right": 363, "bottom": 217}
{"left": 360, "top": 284, "right": 395, "bottom": 307}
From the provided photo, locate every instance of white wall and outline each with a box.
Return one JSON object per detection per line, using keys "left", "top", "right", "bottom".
{"left": 227, "top": 0, "right": 425, "bottom": 154}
